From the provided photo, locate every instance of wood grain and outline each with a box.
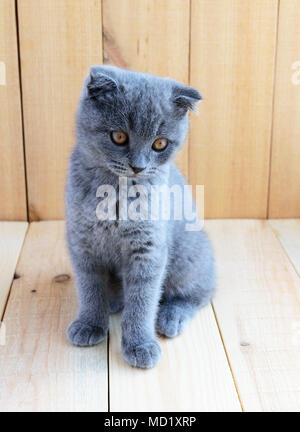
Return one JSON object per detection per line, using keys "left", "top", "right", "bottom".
{"left": 207, "top": 219, "right": 300, "bottom": 411}
{"left": 269, "top": 219, "right": 300, "bottom": 277}
{"left": 190, "top": 0, "right": 278, "bottom": 218}
{"left": 18, "top": 0, "right": 103, "bottom": 220}
{"left": 269, "top": 0, "right": 300, "bottom": 217}
{"left": 2, "top": 219, "right": 300, "bottom": 410}
{"left": 109, "top": 306, "right": 241, "bottom": 412}
{"left": 0, "top": 222, "right": 27, "bottom": 317}
{"left": 102, "top": 0, "right": 190, "bottom": 177}
{"left": 0, "top": 222, "right": 108, "bottom": 412}
{"left": 0, "top": 0, "right": 27, "bottom": 220}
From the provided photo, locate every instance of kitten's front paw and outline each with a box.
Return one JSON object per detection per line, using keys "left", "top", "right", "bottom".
{"left": 122, "top": 339, "right": 161, "bottom": 369}
{"left": 67, "top": 319, "right": 108, "bottom": 347}
{"left": 156, "top": 304, "right": 190, "bottom": 338}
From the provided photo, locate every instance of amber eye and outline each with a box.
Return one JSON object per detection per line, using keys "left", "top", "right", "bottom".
{"left": 111, "top": 131, "right": 128, "bottom": 145}
{"left": 152, "top": 137, "right": 168, "bottom": 152}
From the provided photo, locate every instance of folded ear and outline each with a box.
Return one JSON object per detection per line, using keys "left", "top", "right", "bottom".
{"left": 87, "top": 66, "right": 118, "bottom": 98}
{"left": 172, "top": 85, "right": 202, "bottom": 114}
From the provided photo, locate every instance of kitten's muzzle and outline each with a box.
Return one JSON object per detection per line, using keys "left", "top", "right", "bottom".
{"left": 129, "top": 164, "right": 146, "bottom": 174}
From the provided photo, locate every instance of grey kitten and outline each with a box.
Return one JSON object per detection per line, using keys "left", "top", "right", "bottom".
{"left": 66, "top": 65, "right": 215, "bottom": 368}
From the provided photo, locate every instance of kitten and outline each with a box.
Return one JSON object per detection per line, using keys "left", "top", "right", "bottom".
{"left": 66, "top": 65, "right": 215, "bottom": 368}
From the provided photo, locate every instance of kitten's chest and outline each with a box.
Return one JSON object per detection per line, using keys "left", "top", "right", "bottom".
{"left": 88, "top": 220, "right": 121, "bottom": 264}
{"left": 88, "top": 218, "right": 161, "bottom": 265}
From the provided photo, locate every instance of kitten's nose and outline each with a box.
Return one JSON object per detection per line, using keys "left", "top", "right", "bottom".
{"left": 129, "top": 164, "right": 145, "bottom": 174}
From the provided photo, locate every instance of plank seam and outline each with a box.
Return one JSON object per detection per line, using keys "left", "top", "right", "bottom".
{"left": 0, "top": 223, "right": 29, "bottom": 322}
{"left": 268, "top": 220, "right": 300, "bottom": 279}
{"left": 211, "top": 302, "right": 245, "bottom": 412}
{"left": 266, "top": 0, "right": 281, "bottom": 219}
{"left": 14, "top": 0, "right": 30, "bottom": 222}
{"left": 101, "top": 0, "right": 104, "bottom": 64}
{"left": 187, "top": 0, "right": 192, "bottom": 183}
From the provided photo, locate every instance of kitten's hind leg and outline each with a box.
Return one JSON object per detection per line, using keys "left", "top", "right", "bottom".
{"left": 157, "top": 231, "right": 215, "bottom": 338}
{"left": 157, "top": 280, "right": 215, "bottom": 338}
{"left": 107, "top": 269, "right": 124, "bottom": 314}
{"left": 156, "top": 295, "right": 199, "bottom": 338}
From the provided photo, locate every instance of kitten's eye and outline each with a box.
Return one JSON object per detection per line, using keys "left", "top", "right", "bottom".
{"left": 111, "top": 131, "right": 128, "bottom": 145}
{"left": 152, "top": 137, "right": 168, "bottom": 152}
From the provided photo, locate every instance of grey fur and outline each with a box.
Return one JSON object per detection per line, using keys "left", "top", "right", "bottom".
{"left": 66, "top": 66, "right": 215, "bottom": 368}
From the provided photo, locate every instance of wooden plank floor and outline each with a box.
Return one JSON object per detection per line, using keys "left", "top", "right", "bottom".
{"left": 0, "top": 222, "right": 28, "bottom": 317}
{"left": 207, "top": 220, "right": 300, "bottom": 412}
{"left": 0, "top": 220, "right": 300, "bottom": 411}
{"left": 0, "top": 222, "right": 108, "bottom": 412}
{"left": 269, "top": 219, "right": 300, "bottom": 276}
{"left": 109, "top": 306, "right": 240, "bottom": 412}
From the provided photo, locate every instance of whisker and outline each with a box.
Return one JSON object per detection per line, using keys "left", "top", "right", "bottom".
{"left": 111, "top": 159, "right": 126, "bottom": 168}
{"left": 112, "top": 165, "right": 126, "bottom": 171}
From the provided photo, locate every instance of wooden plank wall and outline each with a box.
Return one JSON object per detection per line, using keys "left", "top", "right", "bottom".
{"left": 1, "top": 0, "right": 300, "bottom": 220}
{"left": 0, "top": 0, "right": 27, "bottom": 220}
{"left": 17, "top": 0, "right": 103, "bottom": 220}
{"left": 268, "top": 0, "right": 300, "bottom": 217}
{"left": 102, "top": 0, "right": 190, "bottom": 177}
{"left": 190, "top": 0, "right": 278, "bottom": 218}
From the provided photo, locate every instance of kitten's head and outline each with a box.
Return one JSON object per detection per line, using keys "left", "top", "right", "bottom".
{"left": 77, "top": 65, "right": 201, "bottom": 177}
